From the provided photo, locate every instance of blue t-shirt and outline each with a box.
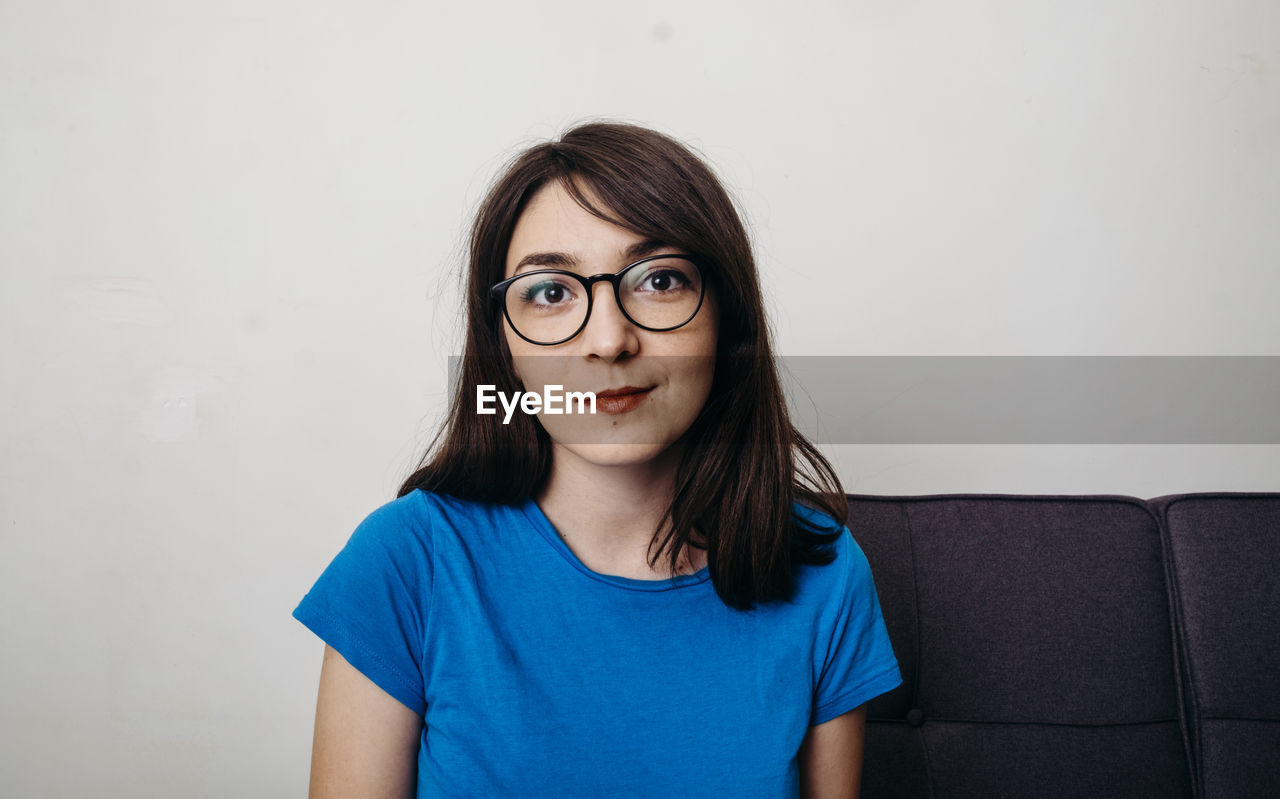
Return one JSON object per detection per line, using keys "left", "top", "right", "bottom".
{"left": 293, "top": 489, "right": 901, "bottom": 798}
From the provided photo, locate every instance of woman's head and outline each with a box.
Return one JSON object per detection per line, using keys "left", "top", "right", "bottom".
{"left": 498, "top": 178, "right": 720, "bottom": 468}
{"left": 464, "top": 122, "right": 766, "bottom": 411}
{"left": 452, "top": 121, "right": 779, "bottom": 474}
{"left": 400, "top": 121, "right": 847, "bottom": 609}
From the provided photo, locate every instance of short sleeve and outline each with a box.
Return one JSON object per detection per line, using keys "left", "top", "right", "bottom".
{"left": 811, "top": 528, "right": 902, "bottom": 726}
{"left": 292, "top": 495, "right": 432, "bottom": 716}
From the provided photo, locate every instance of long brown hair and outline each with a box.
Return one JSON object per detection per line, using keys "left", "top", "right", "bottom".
{"left": 397, "top": 121, "right": 847, "bottom": 610}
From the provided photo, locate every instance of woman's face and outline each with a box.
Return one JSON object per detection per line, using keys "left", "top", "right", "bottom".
{"left": 499, "top": 180, "right": 718, "bottom": 468}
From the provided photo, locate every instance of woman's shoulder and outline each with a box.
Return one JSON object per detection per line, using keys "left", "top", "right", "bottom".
{"left": 790, "top": 498, "right": 875, "bottom": 589}
{"left": 791, "top": 499, "right": 855, "bottom": 557}
{"left": 358, "top": 488, "right": 530, "bottom": 549}
{"left": 791, "top": 499, "right": 847, "bottom": 534}
{"left": 335, "top": 490, "right": 433, "bottom": 562}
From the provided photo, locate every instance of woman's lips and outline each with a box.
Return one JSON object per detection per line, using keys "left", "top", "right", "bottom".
{"left": 595, "top": 386, "right": 654, "bottom": 415}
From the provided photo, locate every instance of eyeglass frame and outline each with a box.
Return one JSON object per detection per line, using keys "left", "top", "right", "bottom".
{"left": 489, "top": 253, "right": 709, "bottom": 346}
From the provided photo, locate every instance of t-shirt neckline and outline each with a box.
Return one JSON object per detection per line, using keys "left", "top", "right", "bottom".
{"left": 519, "top": 497, "right": 712, "bottom": 592}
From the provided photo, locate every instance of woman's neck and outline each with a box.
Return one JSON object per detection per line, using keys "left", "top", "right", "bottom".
{"left": 534, "top": 443, "right": 705, "bottom": 578}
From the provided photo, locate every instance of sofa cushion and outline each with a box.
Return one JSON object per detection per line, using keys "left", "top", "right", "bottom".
{"left": 848, "top": 494, "right": 1192, "bottom": 798}
{"left": 1152, "top": 493, "right": 1280, "bottom": 799}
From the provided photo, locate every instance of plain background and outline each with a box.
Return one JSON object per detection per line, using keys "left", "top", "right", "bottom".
{"left": 2, "top": 1, "right": 1277, "bottom": 795}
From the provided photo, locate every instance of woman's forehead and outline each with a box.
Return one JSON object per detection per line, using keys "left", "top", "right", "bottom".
{"left": 506, "top": 182, "right": 676, "bottom": 276}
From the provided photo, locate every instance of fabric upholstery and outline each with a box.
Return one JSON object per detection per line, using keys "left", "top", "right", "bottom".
{"left": 846, "top": 492, "right": 1280, "bottom": 798}
{"left": 1153, "top": 493, "right": 1280, "bottom": 799}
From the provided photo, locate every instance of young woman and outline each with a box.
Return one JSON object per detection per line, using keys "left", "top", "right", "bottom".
{"left": 293, "top": 121, "right": 901, "bottom": 798}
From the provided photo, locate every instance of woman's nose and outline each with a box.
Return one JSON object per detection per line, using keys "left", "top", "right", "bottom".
{"left": 578, "top": 281, "right": 640, "bottom": 361}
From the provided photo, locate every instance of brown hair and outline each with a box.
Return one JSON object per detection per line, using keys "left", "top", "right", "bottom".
{"left": 397, "top": 121, "right": 847, "bottom": 610}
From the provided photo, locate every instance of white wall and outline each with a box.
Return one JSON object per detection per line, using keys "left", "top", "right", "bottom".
{"left": 2, "top": 1, "right": 1276, "bottom": 795}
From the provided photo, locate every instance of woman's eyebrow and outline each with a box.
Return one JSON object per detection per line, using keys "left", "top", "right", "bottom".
{"left": 513, "top": 238, "right": 673, "bottom": 274}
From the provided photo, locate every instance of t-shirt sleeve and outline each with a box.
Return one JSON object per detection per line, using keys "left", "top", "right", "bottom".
{"left": 292, "top": 495, "right": 431, "bottom": 716}
{"left": 811, "top": 527, "right": 902, "bottom": 726}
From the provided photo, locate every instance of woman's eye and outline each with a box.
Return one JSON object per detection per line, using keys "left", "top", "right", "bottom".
{"left": 640, "top": 269, "right": 688, "bottom": 293}
{"left": 521, "top": 279, "right": 574, "bottom": 306}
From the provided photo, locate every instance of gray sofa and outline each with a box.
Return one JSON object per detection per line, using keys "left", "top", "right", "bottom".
{"left": 849, "top": 491, "right": 1280, "bottom": 798}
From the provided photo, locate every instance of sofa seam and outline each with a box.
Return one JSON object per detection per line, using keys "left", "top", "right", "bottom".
{"left": 896, "top": 502, "right": 924, "bottom": 708}
{"left": 869, "top": 716, "right": 1183, "bottom": 727}
{"left": 897, "top": 502, "right": 936, "bottom": 799}
{"left": 1152, "top": 496, "right": 1205, "bottom": 799}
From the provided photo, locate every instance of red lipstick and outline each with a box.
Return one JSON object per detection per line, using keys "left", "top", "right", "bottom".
{"left": 595, "top": 386, "right": 654, "bottom": 415}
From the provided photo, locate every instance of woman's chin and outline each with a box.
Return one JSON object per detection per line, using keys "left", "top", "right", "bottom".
{"left": 555, "top": 441, "right": 675, "bottom": 469}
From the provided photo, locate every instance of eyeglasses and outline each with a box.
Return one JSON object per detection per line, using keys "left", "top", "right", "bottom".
{"left": 490, "top": 254, "right": 707, "bottom": 346}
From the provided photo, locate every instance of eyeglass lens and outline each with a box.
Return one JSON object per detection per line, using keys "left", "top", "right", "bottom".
{"left": 503, "top": 257, "right": 702, "bottom": 344}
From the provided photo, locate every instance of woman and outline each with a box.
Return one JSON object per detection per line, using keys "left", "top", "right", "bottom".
{"left": 293, "top": 121, "right": 901, "bottom": 798}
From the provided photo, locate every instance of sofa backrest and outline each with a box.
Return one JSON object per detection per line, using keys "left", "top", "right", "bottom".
{"left": 1150, "top": 493, "right": 1280, "bottom": 798}
{"left": 847, "top": 492, "right": 1280, "bottom": 799}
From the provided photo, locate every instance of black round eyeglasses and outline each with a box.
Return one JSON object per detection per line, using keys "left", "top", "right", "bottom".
{"left": 490, "top": 254, "right": 707, "bottom": 346}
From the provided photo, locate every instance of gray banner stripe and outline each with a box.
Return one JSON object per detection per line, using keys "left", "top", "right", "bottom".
{"left": 782, "top": 356, "right": 1280, "bottom": 444}
{"left": 447, "top": 356, "right": 1280, "bottom": 444}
